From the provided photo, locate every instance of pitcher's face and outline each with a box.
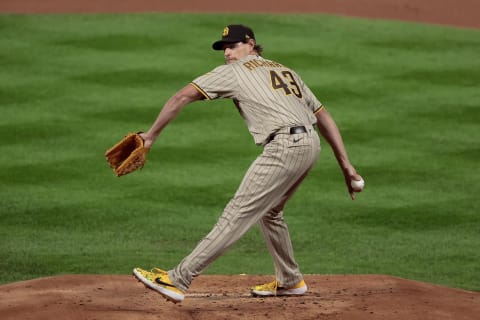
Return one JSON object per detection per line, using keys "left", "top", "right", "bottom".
{"left": 223, "top": 40, "right": 254, "bottom": 64}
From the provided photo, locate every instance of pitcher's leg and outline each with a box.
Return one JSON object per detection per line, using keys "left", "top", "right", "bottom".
{"left": 169, "top": 142, "right": 297, "bottom": 291}
{"left": 259, "top": 207, "right": 303, "bottom": 287}
{"left": 259, "top": 132, "right": 320, "bottom": 287}
{"left": 258, "top": 167, "right": 313, "bottom": 287}
{"left": 170, "top": 132, "right": 319, "bottom": 292}
{"left": 169, "top": 198, "right": 260, "bottom": 291}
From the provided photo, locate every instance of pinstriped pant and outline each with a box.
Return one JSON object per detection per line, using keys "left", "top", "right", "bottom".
{"left": 169, "top": 127, "right": 320, "bottom": 291}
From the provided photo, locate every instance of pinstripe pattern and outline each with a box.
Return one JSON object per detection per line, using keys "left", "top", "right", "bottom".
{"left": 169, "top": 55, "right": 323, "bottom": 291}
{"left": 192, "top": 55, "right": 322, "bottom": 145}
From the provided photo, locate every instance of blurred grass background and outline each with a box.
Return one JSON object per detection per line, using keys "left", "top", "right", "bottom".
{"left": 0, "top": 13, "right": 479, "bottom": 290}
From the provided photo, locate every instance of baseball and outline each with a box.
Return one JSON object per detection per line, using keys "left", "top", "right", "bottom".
{"left": 351, "top": 178, "right": 365, "bottom": 191}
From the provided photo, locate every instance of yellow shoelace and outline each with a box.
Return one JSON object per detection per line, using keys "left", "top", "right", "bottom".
{"left": 257, "top": 280, "right": 279, "bottom": 293}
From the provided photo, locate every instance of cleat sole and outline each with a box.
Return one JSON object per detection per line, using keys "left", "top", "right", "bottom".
{"left": 132, "top": 269, "right": 184, "bottom": 303}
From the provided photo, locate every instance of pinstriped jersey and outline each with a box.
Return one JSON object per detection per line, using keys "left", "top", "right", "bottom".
{"left": 191, "top": 55, "right": 322, "bottom": 145}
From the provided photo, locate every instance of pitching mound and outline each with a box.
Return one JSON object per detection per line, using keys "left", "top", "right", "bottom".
{"left": 1, "top": 274, "right": 478, "bottom": 319}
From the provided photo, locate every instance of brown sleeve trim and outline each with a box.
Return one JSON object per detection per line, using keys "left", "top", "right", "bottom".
{"left": 313, "top": 105, "right": 325, "bottom": 114}
{"left": 190, "top": 82, "right": 211, "bottom": 100}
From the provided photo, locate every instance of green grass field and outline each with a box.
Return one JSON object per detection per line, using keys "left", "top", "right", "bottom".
{"left": 0, "top": 13, "right": 479, "bottom": 291}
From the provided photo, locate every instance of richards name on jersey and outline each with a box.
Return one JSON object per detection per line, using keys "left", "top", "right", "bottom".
{"left": 243, "top": 58, "right": 284, "bottom": 71}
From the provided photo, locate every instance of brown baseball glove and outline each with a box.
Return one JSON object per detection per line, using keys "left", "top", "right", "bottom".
{"left": 105, "top": 132, "right": 149, "bottom": 177}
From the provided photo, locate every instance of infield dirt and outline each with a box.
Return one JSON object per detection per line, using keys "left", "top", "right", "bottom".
{"left": 1, "top": 1, "right": 479, "bottom": 319}
{"left": 1, "top": 274, "right": 479, "bottom": 320}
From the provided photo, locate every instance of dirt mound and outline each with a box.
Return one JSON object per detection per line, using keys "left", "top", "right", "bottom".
{"left": 0, "top": 274, "right": 478, "bottom": 319}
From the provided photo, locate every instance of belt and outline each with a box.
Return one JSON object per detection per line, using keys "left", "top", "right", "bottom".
{"left": 289, "top": 126, "right": 307, "bottom": 134}
{"left": 265, "top": 125, "right": 309, "bottom": 145}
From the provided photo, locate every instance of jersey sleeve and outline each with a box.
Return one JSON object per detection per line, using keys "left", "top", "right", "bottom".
{"left": 293, "top": 71, "right": 323, "bottom": 113}
{"left": 191, "top": 65, "right": 237, "bottom": 100}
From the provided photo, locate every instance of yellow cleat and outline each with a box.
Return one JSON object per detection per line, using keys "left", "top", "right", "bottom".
{"left": 133, "top": 267, "right": 184, "bottom": 303}
{"left": 251, "top": 279, "right": 307, "bottom": 297}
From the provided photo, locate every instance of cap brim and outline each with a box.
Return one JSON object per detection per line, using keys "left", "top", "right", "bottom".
{"left": 212, "top": 39, "right": 243, "bottom": 50}
{"left": 212, "top": 40, "right": 224, "bottom": 50}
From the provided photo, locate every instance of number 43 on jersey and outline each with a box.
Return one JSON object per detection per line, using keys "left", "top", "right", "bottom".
{"left": 270, "top": 70, "right": 303, "bottom": 98}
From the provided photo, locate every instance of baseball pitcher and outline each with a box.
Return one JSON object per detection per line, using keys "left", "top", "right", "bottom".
{"left": 132, "top": 24, "right": 364, "bottom": 303}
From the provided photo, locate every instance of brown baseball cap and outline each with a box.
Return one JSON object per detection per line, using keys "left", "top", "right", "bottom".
{"left": 212, "top": 24, "right": 256, "bottom": 50}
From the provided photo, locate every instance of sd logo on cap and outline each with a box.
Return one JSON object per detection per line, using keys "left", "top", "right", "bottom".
{"left": 212, "top": 24, "right": 256, "bottom": 50}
